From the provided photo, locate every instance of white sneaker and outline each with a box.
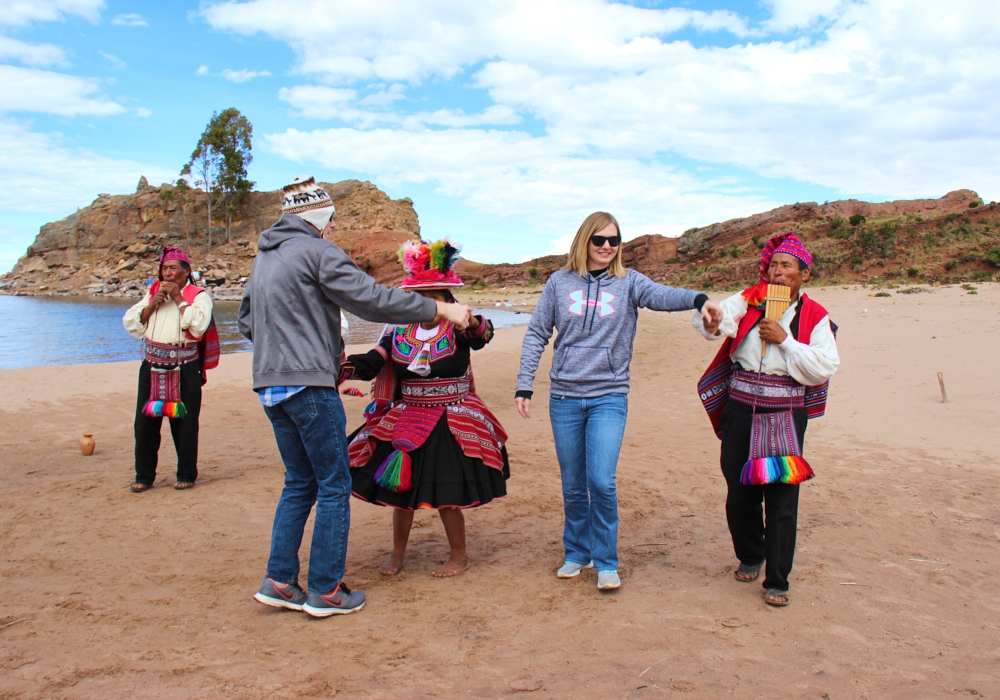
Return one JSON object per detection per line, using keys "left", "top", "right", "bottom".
{"left": 597, "top": 571, "right": 621, "bottom": 590}
{"left": 557, "top": 561, "right": 594, "bottom": 579}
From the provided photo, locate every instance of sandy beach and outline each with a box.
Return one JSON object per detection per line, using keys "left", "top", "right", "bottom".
{"left": 2, "top": 283, "right": 999, "bottom": 699}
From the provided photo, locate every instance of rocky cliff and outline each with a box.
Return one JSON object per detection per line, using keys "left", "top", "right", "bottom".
{"left": 1, "top": 178, "right": 419, "bottom": 299}
{"left": 3, "top": 182, "right": 997, "bottom": 298}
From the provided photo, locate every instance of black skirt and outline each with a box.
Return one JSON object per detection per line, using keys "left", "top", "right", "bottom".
{"left": 350, "top": 413, "right": 509, "bottom": 510}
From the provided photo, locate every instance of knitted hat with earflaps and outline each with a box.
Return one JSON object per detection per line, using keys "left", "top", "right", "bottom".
{"left": 282, "top": 176, "right": 336, "bottom": 231}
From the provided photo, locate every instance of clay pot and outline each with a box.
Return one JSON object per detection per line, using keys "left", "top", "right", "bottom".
{"left": 79, "top": 433, "right": 96, "bottom": 456}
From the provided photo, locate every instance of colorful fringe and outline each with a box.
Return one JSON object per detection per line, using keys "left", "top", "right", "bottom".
{"left": 142, "top": 400, "right": 187, "bottom": 419}
{"left": 740, "top": 456, "right": 814, "bottom": 486}
{"left": 373, "top": 449, "right": 413, "bottom": 492}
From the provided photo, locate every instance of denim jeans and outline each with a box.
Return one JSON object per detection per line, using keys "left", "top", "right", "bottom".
{"left": 262, "top": 386, "right": 351, "bottom": 595}
{"left": 549, "top": 393, "right": 628, "bottom": 572}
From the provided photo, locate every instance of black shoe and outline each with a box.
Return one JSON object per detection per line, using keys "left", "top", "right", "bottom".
{"left": 254, "top": 578, "right": 308, "bottom": 611}
{"left": 302, "top": 583, "right": 366, "bottom": 618}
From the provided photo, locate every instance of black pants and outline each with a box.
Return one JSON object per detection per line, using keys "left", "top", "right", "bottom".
{"left": 719, "top": 400, "right": 807, "bottom": 593}
{"left": 134, "top": 359, "right": 202, "bottom": 486}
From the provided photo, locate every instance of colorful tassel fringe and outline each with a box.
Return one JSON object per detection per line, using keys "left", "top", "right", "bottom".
{"left": 740, "top": 456, "right": 814, "bottom": 486}
{"left": 374, "top": 449, "right": 413, "bottom": 493}
{"left": 142, "top": 400, "right": 187, "bottom": 419}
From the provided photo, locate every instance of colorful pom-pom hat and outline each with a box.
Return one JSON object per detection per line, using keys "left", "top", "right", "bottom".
{"left": 398, "top": 238, "right": 464, "bottom": 289}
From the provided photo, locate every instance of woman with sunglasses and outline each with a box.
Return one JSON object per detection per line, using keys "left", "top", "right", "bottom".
{"left": 516, "top": 212, "right": 721, "bottom": 590}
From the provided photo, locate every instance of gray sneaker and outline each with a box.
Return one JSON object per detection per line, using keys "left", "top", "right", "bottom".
{"left": 254, "top": 578, "right": 308, "bottom": 611}
{"left": 557, "top": 560, "right": 594, "bottom": 579}
{"left": 597, "top": 571, "right": 621, "bottom": 590}
{"left": 302, "top": 583, "right": 366, "bottom": 618}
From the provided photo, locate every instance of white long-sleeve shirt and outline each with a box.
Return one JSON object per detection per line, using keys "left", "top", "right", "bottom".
{"left": 692, "top": 291, "right": 839, "bottom": 387}
{"left": 123, "top": 287, "right": 213, "bottom": 344}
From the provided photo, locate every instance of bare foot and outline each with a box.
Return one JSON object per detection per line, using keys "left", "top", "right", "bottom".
{"left": 380, "top": 553, "right": 405, "bottom": 576}
{"left": 432, "top": 556, "right": 470, "bottom": 578}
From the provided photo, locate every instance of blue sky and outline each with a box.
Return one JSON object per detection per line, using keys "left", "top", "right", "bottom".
{"left": 1, "top": 0, "right": 998, "bottom": 272}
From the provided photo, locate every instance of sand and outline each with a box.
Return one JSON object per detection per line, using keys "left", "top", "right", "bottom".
{"left": 1, "top": 284, "right": 999, "bottom": 699}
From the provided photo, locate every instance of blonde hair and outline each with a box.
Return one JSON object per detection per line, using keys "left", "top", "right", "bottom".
{"left": 564, "top": 212, "right": 626, "bottom": 278}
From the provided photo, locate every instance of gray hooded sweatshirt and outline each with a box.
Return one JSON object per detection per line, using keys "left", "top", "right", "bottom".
{"left": 517, "top": 268, "right": 705, "bottom": 398}
{"left": 238, "top": 214, "right": 436, "bottom": 390}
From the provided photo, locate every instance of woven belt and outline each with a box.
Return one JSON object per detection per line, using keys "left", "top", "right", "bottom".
{"left": 400, "top": 375, "right": 471, "bottom": 406}
{"left": 143, "top": 339, "right": 200, "bottom": 366}
{"left": 730, "top": 369, "right": 805, "bottom": 409}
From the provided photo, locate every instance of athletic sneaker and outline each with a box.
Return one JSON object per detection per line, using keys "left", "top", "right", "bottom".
{"left": 254, "top": 578, "right": 308, "bottom": 611}
{"left": 597, "top": 571, "right": 621, "bottom": 590}
{"left": 557, "top": 561, "right": 594, "bottom": 579}
{"left": 302, "top": 583, "right": 366, "bottom": 618}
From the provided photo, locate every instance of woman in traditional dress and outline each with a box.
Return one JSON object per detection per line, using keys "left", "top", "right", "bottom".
{"left": 343, "top": 239, "right": 508, "bottom": 578}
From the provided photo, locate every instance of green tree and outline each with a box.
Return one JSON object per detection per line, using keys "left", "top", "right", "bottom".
{"left": 207, "top": 108, "right": 254, "bottom": 243}
{"left": 181, "top": 129, "right": 223, "bottom": 249}
{"left": 174, "top": 178, "right": 192, "bottom": 244}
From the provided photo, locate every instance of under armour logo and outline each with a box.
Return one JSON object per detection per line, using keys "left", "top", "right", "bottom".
{"left": 568, "top": 290, "right": 616, "bottom": 317}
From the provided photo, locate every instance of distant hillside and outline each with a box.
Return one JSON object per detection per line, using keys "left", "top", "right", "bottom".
{"left": 2, "top": 182, "right": 997, "bottom": 299}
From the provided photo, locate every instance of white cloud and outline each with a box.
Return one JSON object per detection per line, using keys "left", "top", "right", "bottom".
{"left": 0, "top": 36, "right": 67, "bottom": 66}
{"left": 277, "top": 84, "right": 520, "bottom": 128}
{"left": 110, "top": 12, "right": 147, "bottom": 27}
{"left": 204, "top": 0, "right": 749, "bottom": 82}
{"left": 98, "top": 50, "right": 125, "bottom": 68}
{"left": 136, "top": 106, "right": 152, "bottom": 117}
{"left": 264, "top": 126, "right": 780, "bottom": 242}
{"left": 0, "top": 119, "right": 174, "bottom": 214}
{"left": 211, "top": 0, "right": 1000, "bottom": 240}
{"left": 220, "top": 68, "right": 270, "bottom": 83}
{"left": 0, "top": 65, "right": 124, "bottom": 115}
{"left": 197, "top": 65, "right": 208, "bottom": 75}
{"left": 0, "top": 0, "right": 104, "bottom": 27}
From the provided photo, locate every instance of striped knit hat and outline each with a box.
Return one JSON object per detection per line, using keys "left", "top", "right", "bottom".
{"left": 282, "top": 176, "right": 335, "bottom": 231}
{"left": 759, "top": 231, "right": 812, "bottom": 282}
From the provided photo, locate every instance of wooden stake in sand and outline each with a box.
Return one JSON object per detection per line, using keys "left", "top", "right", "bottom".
{"left": 937, "top": 372, "right": 948, "bottom": 403}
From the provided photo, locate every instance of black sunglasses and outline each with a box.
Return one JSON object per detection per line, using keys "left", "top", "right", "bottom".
{"left": 590, "top": 234, "right": 621, "bottom": 248}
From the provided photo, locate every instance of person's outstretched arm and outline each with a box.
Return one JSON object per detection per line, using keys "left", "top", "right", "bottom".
{"left": 318, "top": 245, "right": 471, "bottom": 328}
{"left": 630, "top": 271, "right": 721, "bottom": 333}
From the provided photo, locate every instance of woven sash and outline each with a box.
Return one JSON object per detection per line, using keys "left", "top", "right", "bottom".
{"left": 143, "top": 339, "right": 200, "bottom": 366}
{"left": 400, "top": 374, "right": 471, "bottom": 407}
{"left": 729, "top": 369, "right": 805, "bottom": 409}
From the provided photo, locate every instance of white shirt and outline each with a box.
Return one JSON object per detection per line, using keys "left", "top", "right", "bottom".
{"left": 692, "top": 291, "right": 839, "bottom": 386}
{"left": 123, "top": 288, "right": 213, "bottom": 344}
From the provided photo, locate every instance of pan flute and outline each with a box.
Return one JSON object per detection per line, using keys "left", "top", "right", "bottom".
{"left": 760, "top": 284, "right": 792, "bottom": 357}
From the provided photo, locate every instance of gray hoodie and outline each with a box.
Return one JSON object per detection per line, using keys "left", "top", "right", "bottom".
{"left": 517, "top": 268, "right": 704, "bottom": 398}
{"left": 238, "top": 214, "right": 436, "bottom": 390}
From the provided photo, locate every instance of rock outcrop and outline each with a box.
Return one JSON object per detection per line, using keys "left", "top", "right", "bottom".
{"left": 2, "top": 184, "right": 996, "bottom": 298}
{"left": 2, "top": 179, "right": 420, "bottom": 299}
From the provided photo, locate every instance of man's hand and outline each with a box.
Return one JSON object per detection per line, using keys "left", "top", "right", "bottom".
{"left": 161, "top": 281, "right": 184, "bottom": 305}
{"left": 759, "top": 318, "right": 788, "bottom": 345}
{"left": 701, "top": 300, "right": 722, "bottom": 335}
{"left": 435, "top": 301, "right": 473, "bottom": 329}
{"left": 515, "top": 397, "right": 531, "bottom": 419}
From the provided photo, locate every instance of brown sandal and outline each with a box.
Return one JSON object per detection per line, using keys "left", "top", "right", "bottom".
{"left": 130, "top": 482, "right": 150, "bottom": 493}
{"left": 174, "top": 481, "right": 195, "bottom": 491}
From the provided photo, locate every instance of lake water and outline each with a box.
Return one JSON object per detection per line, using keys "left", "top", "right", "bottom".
{"left": 0, "top": 295, "right": 531, "bottom": 370}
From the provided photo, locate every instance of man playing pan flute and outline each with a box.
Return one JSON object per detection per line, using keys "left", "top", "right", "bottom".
{"left": 693, "top": 232, "right": 839, "bottom": 607}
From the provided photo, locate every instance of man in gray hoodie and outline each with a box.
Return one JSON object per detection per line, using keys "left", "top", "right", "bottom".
{"left": 239, "top": 176, "right": 472, "bottom": 617}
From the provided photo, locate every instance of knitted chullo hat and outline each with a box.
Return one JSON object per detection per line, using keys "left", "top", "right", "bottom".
{"left": 398, "top": 238, "right": 463, "bottom": 289}
{"left": 282, "top": 176, "right": 335, "bottom": 231}
{"left": 158, "top": 245, "right": 191, "bottom": 281}
{"left": 759, "top": 231, "right": 812, "bottom": 283}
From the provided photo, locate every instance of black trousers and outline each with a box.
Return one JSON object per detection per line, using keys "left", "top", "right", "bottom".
{"left": 134, "top": 359, "right": 202, "bottom": 486}
{"left": 719, "top": 400, "right": 808, "bottom": 593}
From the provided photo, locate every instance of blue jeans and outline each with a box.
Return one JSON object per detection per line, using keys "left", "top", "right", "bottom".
{"left": 262, "top": 386, "right": 351, "bottom": 595}
{"left": 549, "top": 393, "right": 628, "bottom": 572}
